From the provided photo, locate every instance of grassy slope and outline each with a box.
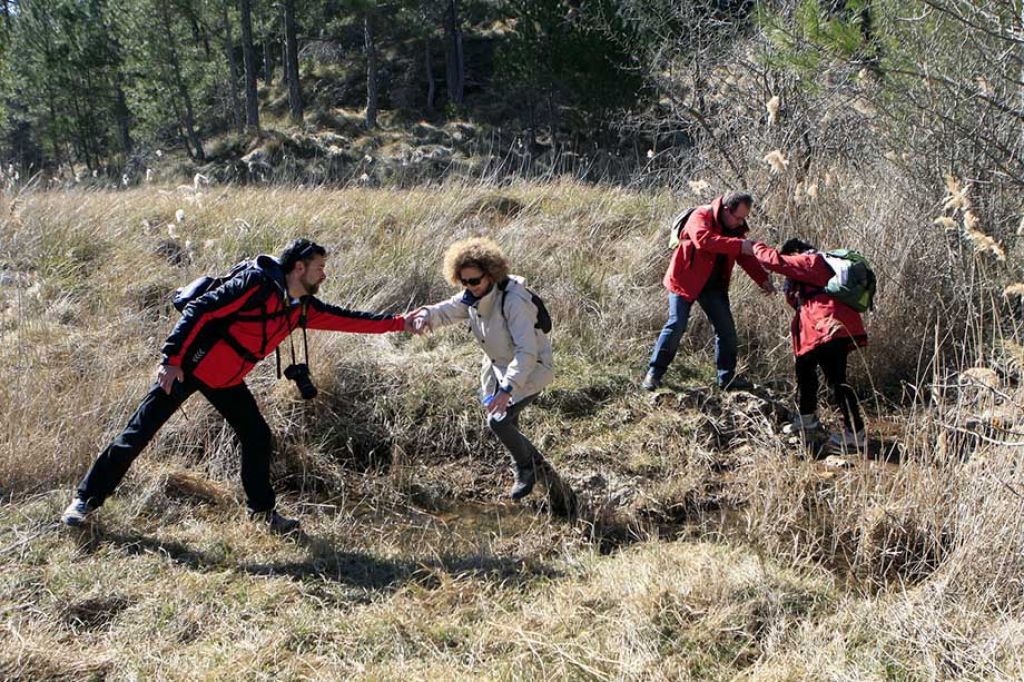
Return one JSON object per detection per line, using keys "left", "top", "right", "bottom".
{"left": 2, "top": 183, "right": 1024, "bottom": 679}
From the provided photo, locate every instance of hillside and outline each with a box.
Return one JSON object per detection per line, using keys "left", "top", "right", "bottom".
{"left": 2, "top": 183, "right": 1023, "bottom": 678}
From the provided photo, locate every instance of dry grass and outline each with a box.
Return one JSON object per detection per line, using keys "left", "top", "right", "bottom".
{"left": 2, "top": 180, "right": 1024, "bottom": 678}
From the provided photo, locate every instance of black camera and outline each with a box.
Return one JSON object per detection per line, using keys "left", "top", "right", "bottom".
{"left": 283, "top": 363, "right": 318, "bottom": 400}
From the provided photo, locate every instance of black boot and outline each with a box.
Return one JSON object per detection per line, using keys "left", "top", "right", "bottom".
{"left": 510, "top": 467, "right": 537, "bottom": 500}
{"left": 251, "top": 509, "right": 301, "bottom": 535}
{"left": 641, "top": 369, "right": 661, "bottom": 391}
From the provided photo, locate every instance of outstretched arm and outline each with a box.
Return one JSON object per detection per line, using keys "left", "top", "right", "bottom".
{"left": 413, "top": 293, "right": 473, "bottom": 333}
{"left": 751, "top": 243, "right": 831, "bottom": 286}
{"left": 736, "top": 248, "right": 773, "bottom": 293}
{"left": 303, "top": 297, "right": 406, "bottom": 333}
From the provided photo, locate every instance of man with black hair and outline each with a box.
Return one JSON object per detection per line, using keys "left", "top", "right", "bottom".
{"left": 62, "top": 238, "right": 416, "bottom": 533}
{"left": 644, "top": 191, "right": 775, "bottom": 391}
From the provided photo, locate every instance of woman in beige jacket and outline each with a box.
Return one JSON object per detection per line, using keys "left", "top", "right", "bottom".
{"left": 412, "top": 237, "right": 556, "bottom": 501}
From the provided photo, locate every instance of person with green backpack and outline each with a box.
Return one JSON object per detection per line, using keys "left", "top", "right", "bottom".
{"left": 750, "top": 238, "right": 874, "bottom": 450}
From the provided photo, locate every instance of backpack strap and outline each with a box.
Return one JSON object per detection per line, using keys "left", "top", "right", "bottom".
{"left": 497, "top": 278, "right": 511, "bottom": 331}
{"left": 497, "top": 278, "right": 551, "bottom": 334}
{"left": 228, "top": 270, "right": 281, "bottom": 359}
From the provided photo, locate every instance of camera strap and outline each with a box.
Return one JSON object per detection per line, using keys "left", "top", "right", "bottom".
{"left": 278, "top": 300, "right": 311, "bottom": 379}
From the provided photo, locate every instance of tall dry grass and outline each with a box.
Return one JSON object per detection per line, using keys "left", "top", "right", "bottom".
{"left": 2, "top": 177, "right": 1024, "bottom": 677}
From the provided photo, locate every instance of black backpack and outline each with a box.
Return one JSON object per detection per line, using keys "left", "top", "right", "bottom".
{"left": 498, "top": 279, "right": 552, "bottom": 334}
{"left": 171, "top": 258, "right": 289, "bottom": 369}
{"left": 172, "top": 259, "right": 261, "bottom": 312}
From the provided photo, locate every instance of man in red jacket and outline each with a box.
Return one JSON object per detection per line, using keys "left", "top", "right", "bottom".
{"left": 751, "top": 238, "right": 868, "bottom": 449}
{"left": 61, "top": 238, "right": 415, "bottom": 532}
{"left": 643, "top": 192, "right": 774, "bottom": 391}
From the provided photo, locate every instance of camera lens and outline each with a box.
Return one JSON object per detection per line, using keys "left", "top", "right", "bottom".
{"left": 284, "top": 363, "right": 318, "bottom": 400}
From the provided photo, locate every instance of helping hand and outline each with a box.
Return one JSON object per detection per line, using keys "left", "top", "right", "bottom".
{"left": 157, "top": 364, "right": 184, "bottom": 395}
{"left": 759, "top": 278, "right": 777, "bottom": 296}
{"left": 407, "top": 307, "right": 432, "bottom": 335}
{"left": 741, "top": 239, "right": 755, "bottom": 256}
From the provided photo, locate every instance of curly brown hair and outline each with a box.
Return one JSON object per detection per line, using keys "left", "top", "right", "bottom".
{"left": 442, "top": 237, "right": 511, "bottom": 286}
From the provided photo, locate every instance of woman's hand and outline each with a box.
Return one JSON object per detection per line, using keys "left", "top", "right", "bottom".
{"left": 408, "top": 307, "right": 432, "bottom": 335}
{"left": 486, "top": 390, "right": 511, "bottom": 416}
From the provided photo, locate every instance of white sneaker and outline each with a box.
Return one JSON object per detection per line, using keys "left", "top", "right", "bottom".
{"left": 61, "top": 496, "right": 97, "bottom": 526}
{"left": 827, "top": 430, "right": 866, "bottom": 450}
{"left": 782, "top": 414, "right": 820, "bottom": 435}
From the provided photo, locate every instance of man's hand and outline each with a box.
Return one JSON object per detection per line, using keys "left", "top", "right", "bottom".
{"left": 740, "top": 239, "right": 755, "bottom": 256}
{"left": 759, "top": 278, "right": 777, "bottom": 296}
{"left": 157, "top": 363, "right": 184, "bottom": 395}
{"left": 407, "top": 307, "right": 432, "bottom": 335}
{"left": 486, "top": 389, "right": 512, "bottom": 416}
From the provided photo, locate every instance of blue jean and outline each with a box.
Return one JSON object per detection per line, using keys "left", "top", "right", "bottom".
{"left": 648, "top": 289, "right": 738, "bottom": 386}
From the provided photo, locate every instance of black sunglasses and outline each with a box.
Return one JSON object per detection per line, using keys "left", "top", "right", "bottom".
{"left": 460, "top": 275, "right": 486, "bottom": 286}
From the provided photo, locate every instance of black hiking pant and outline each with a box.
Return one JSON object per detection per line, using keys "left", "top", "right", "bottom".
{"left": 76, "top": 375, "right": 276, "bottom": 513}
{"left": 795, "top": 338, "right": 864, "bottom": 433}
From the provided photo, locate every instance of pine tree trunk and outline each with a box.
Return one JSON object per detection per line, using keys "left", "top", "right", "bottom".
{"left": 113, "top": 72, "right": 134, "bottom": 155}
{"left": 444, "top": 0, "right": 464, "bottom": 106}
{"left": 365, "top": 14, "right": 378, "bottom": 130}
{"left": 222, "top": 3, "right": 244, "bottom": 134}
{"left": 455, "top": 22, "right": 464, "bottom": 103}
{"left": 160, "top": 6, "right": 204, "bottom": 161}
{"left": 262, "top": 35, "right": 273, "bottom": 86}
{"left": 71, "top": 94, "right": 95, "bottom": 171}
{"left": 239, "top": 0, "right": 260, "bottom": 132}
{"left": 425, "top": 37, "right": 435, "bottom": 112}
{"left": 280, "top": 3, "right": 289, "bottom": 88}
{"left": 284, "top": 0, "right": 303, "bottom": 121}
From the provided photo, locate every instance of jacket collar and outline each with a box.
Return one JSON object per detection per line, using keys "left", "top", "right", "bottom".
{"left": 256, "top": 254, "right": 295, "bottom": 305}
{"left": 460, "top": 282, "right": 498, "bottom": 314}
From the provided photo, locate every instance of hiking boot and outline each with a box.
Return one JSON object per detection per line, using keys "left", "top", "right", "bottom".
{"left": 251, "top": 509, "right": 301, "bottom": 535}
{"left": 510, "top": 467, "right": 537, "bottom": 501}
{"left": 782, "top": 414, "right": 821, "bottom": 436}
{"left": 827, "top": 429, "right": 866, "bottom": 451}
{"left": 721, "top": 375, "right": 754, "bottom": 391}
{"left": 61, "top": 496, "right": 97, "bottom": 527}
{"left": 641, "top": 369, "right": 661, "bottom": 392}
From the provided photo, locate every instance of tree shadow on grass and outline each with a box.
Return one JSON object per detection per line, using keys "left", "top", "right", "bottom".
{"left": 70, "top": 525, "right": 560, "bottom": 594}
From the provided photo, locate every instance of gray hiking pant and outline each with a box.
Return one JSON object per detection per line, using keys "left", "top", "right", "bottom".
{"left": 485, "top": 394, "right": 545, "bottom": 473}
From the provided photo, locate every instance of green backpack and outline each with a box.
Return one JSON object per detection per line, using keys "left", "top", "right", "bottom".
{"left": 668, "top": 207, "right": 697, "bottom": 249}
{"left": 821, "top": 249, "right": 876, "bottom": 312}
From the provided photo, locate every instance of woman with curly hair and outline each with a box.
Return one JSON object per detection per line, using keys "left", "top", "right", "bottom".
{"left": 411, "top": 237, "right": 562, "bottom": 503}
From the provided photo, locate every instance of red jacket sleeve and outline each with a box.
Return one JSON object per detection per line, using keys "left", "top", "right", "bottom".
{"left": 303, "top": 297, "right": 405, "bottom": 333}
{"left": 736, "top": 253, "right": 769, "bottom": 287}
{"left": 751, "top": 243, "right": 832, "bottom": 286}
{"left": 685, "top": 207, "right": 745, "bottom": 256}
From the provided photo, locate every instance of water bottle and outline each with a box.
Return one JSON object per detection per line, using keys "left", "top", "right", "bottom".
{"left": 482, "top": 392, "right": 507, "bottom": 422}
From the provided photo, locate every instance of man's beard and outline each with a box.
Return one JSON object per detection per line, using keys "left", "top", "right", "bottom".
{"left": 303, "top": 279, "right": 321, "bottom": 296}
